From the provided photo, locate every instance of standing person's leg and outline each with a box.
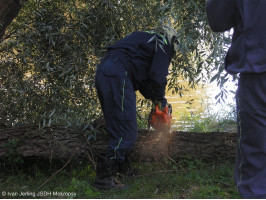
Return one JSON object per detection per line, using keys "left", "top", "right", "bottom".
{"left": 105, "top": 71, "right": 137, "bottom": 164}
{"left": 234, "top": 73, "right": 266, "bottom": 198}
{"left": 94, "top": 56, "right": 137, "bottom": 189}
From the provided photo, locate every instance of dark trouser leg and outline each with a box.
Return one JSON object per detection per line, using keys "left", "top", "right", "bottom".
{"left": 234, "top": 73, "right": 266, "bottom": 198}
{"left": 95, "top": 56, "right": 137, "bottom": 173}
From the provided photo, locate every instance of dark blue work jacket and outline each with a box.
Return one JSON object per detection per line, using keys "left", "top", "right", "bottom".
{"left": 107, "top": 31, "right": 174, "bottom": 103}
{"left": 206, "top": 0, "right": 266, "bottom": 74}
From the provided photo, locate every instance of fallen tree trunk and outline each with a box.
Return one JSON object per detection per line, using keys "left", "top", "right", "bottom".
{"left": 0, "top": 126, "right": 237, "bottom": 162}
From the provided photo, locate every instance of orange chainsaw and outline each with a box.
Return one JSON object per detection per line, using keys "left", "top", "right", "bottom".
{"left": 148, "top": 103, "right": 172, "bottom": 131}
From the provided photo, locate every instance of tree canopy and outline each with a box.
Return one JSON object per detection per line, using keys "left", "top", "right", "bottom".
{"left": 0, "top": 0, "right": 231, "bottom": 131}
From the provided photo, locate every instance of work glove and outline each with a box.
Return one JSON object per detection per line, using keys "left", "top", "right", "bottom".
{"left": 148, "top": 101, "right": 172, "bottom": 131}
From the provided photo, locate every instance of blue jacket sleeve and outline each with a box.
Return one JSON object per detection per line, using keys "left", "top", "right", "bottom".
{"left": 138, "top": 44, "right": 171, "bottom": 107}
{"left": 206, "top": 0, "right": 237, "bottom": 32}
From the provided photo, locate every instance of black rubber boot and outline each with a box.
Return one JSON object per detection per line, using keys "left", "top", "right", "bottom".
{"left": 93, "top": 157, "right": 128, "bottom": 190}
{"left": 93, "top": 176, "right": 128, "bottom": 190}
{"left": 117, "top": 155, "right": 138, "bottom": 177}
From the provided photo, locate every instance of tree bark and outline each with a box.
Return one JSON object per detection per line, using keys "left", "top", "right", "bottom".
{"left": 0, "top": 126, "right": 237, "bottom": 162}
{"left": 0, "top": 0, "right": 24, "bottom": 40}
{"left": 133, "top": 130, "right": 237, "bottom": 162}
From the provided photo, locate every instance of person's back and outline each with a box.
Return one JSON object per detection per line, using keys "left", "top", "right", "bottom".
{"left": 108, "top": 31, "right": 173, "bottom": 97}
{"left": 207, "top": 0, "right": 266, "bottom": 74}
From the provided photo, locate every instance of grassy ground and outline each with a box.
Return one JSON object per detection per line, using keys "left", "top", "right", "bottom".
{"left": 0, "top": 158, "right": 241, "bottom": 199}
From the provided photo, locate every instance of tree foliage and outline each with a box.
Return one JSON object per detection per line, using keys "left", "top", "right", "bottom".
{"left": 0, "top": 0, "right": 230, "bottom": 129}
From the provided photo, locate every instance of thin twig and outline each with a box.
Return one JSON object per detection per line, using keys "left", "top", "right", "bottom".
{"left": 85, "top": 135, "right": 104, "bottom": 169}
{"left": 85, "top": 148, "right": 96, "bottom": 170}
{"left": 213, "top": 181, "right": 231, "bottom": 187}
{"left": 134, "top": 169, "right": 179, "bottom": 178}
{"left": 36, "top": 147, "right": 78, "bottom": 191}
{"left": 168, "top": 156, "right": 179, "bottom": 166}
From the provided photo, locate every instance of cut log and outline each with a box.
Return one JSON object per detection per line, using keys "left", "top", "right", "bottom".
{"left": 0, "top": 126, "right": 237, "bottom": 162}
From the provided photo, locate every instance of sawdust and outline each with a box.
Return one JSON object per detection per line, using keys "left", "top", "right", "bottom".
{"left": 137, "top": 130, "right": 172, "bottom": 162}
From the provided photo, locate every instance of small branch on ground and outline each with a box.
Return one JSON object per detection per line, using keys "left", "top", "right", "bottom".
{"left": 36, "top": 147, "right": 78, "bottom": 191}
{"left": 133, "top": 169, "right": 180, "bottom": 178}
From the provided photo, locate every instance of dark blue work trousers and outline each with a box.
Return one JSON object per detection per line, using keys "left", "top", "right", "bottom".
{"left": 235, "top": 73, "right": 266, "bottom": 198}
{"left": 95, "top": 55, "right": 138, "bottom": 163}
